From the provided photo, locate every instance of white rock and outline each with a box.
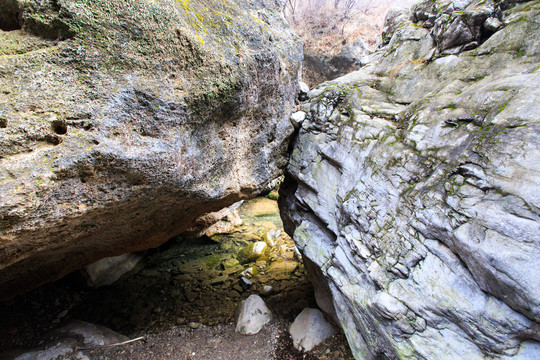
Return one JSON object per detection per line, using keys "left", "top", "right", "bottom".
{"left": 261, "top": 285, "right": 273, "bottom": 295}
{"left": 289, "top": 308, "right": 335, "bottom": 351}
{"left": 299, "top": 81, "right": 310, "bottom": 94}
{"left": 236, "top": 294, "right": 272, "bottom": 335}
{"left": 290, "top": 111, "right": 306, "bottom": 128}
{"left": 484, "top": 17, "right": 502, "bottom": 32}
{"left": 83, "top": 253, "right": 143, "bottom": 287}
{"left": 53, "top": 320, "right": 128, "bottom": 346}
{"left": 241, "top": 267, "right": 253, "bottom": 277}
{"left": 252, "top": 241, "right": 267, "bottom": 256}
{"left": 265, "top": 229, "right": 281, "bottom": 247}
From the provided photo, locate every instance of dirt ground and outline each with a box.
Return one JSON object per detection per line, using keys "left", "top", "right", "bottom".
{"left": 82, "top": 321, "right": 353, "bottom": 360}
{"left": 0, "top": 198, "right": 354, "bottom": 360}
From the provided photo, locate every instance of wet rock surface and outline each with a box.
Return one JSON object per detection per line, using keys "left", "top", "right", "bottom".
{"left": 280, "top": 0, "right": 540, "bottom": 359}
{"left": 0, "top": 0, "right": 302, "bottom": 299}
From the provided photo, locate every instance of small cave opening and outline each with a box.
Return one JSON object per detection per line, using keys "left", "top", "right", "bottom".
{"left": 0, "top": 195, "right": 353, "bottom": 359}
{"left": 0, "top": 0, "right": 23, "bottom": 32}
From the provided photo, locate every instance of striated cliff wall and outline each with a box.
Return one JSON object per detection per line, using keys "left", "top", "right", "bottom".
{"left": 280, "top": 0, "right": 540, "bottom": 358}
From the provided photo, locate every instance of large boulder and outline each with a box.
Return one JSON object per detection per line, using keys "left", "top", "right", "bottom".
{"left": 0, "top": 0, "right": 302, "bottom": 298}
{"left": 280, "top": 0, "right": 540, "bottom": 359}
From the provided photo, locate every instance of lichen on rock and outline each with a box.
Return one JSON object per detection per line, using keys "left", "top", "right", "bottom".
{"left": 280, "top": 0, "right": 540, "bottom": 359}
{"left": 0, "top": 0, "right": 302, "bottom": 298}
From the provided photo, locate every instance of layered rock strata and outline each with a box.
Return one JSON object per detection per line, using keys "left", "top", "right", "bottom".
{"left": 0, "top": 0, "right": 301, "bottom": 298}
{"left": 280, "top": 0, "right": 540, "bottom": 359}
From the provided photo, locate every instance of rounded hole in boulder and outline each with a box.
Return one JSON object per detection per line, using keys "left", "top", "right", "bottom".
{"left": 0, "top": 0, "right": 22, "bottom": 31}
{"left": 51, "top": 120, "right": 68, "bottom": 135}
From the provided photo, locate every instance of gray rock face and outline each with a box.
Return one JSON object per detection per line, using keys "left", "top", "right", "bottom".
{"left": 235, "top": 294, "right": 272, "bottom": 335}
{"left": 302, "top": 43, "right": 368, "bottom": 88}
{"left": 280, "top": 0, "right": 540, "bottom": 359}
{"left": 409, "top": 0, "right": 531, "bottom": 54}
{"left": 0, "top": 0, "right": 301, "bottom": 298}
{"left": 289, "top": 308, "right": 335, "bottom": 351}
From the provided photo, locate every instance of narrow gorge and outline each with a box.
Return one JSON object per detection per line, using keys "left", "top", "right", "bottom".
{"left": 1, "top": 0, "right": 539, "bottom": 359}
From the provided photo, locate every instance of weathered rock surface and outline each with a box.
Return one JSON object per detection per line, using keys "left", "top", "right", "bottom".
{"left": 289, "top": 308, "right": 335, "bottom": 351}
{"left": 235, "top": 294, "right": 272, "bottom": 335}
{"left": 302, "top": 40, "right": 369, "bottom": 88}
{"left": 182, "top": 201, "right": 244, "bottom": 238}
{"left": 0, "top": 0, "right": 302, "bottom": 298}
{"left": 280, "top": 0, "right": 540, "bottom": 359}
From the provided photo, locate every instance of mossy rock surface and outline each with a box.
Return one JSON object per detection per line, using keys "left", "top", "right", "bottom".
{"left": 0, "top": 0, "right": 301, "bottom": 299}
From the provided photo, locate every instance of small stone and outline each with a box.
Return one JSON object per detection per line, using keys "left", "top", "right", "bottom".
{"left": 210, "top": 275, "right": 228, "bottom": 285}
{"left": 257, "top": 275, "right": 269, "bottom": 283}
{"left": 299, "top": 81, "right": 310, "bottom": 94}
{"left": 185, "top": 290, "right": 198, "bottom": 303}
{"left": 298, "top": 82, "right": 310, "bottom": 101}
{"left": 222, "top": 264, "right": 244, "bottom": 276}
{"left": 222, "top": 258, "right": 240, "bottom": 269}
{"left": 74, "top": 351, "right": 90, "bottom": 360}
{"left": 290, "top": 111, "right": 306, "bottom": 129}
{"left": 266, "top": 190, "right": 279, "bottom": 200}
{"left": 237, "top": 241, "right": 268, "bottom": 264}
{"left": 484, "top": 17, "right": 502, "bottom": 33}
{"left": 236, "top": 294, "right": 272, "bottom": 335}
{"left": 289, "top": 308, "right": 335, "bottom": 351}
{"left": 241, "top": 267, "right": 253, "bottom": 277}
{"left": 239, "top": 276, "right": 253, "bottom": 290}
{"left": 261, "top": 285, "right": 273, "bottom": 295}
{"left": 264, "top": 229, "right": 281, "bottom": 247}
{"left": 268, "top": 260, "right": 298, "bottom": 273}
{"left": 252, "top": 242, "right": 267, "bottom": 256}
{"left": 189, "top": 322, "right": 200, "bottom": 329}
{"left": 57, "top": 309, "right": 69, "bottom": 320}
